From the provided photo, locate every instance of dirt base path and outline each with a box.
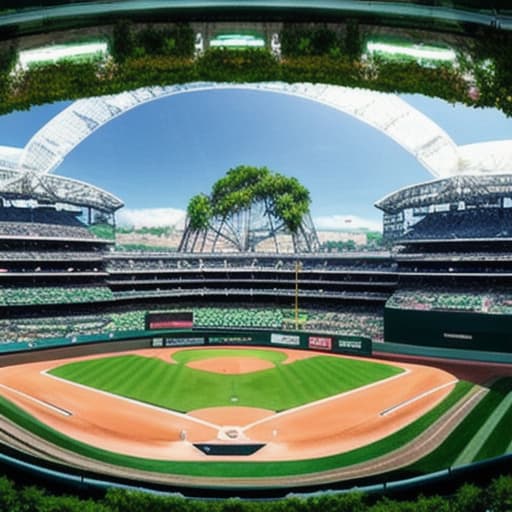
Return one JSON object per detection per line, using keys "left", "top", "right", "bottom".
{"left": 0, "top": 383, "right": 484, "bottom": 488}
{"left": 0, "top": 348, "right": 456, "bottom": 465}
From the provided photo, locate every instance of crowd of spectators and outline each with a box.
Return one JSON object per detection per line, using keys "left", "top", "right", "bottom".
{"left": 396, "top": 251, "right": 512, "bottom": 262}
{"left": 0, "top": 221, "right": 94, "bottom": 239}
{"left": 0, "top": 310, "right": 145, "bottom": 344}
{"left": 193, "top": 307, "right": 283, "bottom": 330}
{"left": 387, "top": 287, "right": 512, "bottom": 314}
{"left": 0, "top": 251, "right": 103, "bottom": 261}
{"left": 282, "top": 306, "right": 384, "bottom": 340}
{"left": 113, "top": 287, "right": 389, "bottom": 301}
{"left": 0, "top": 286, "right": 113, "bottom": 306}
{"left": 0, "top": 204, "right": 99, "bottom": 239}
{"left": 0, "top": 304, "right": 384, "bottom": 344}
{"left": 107, "top": 255, "right": 392, "bottom": 273}
{"left": 403, "top": 208, "right": 512, "bottom": 240}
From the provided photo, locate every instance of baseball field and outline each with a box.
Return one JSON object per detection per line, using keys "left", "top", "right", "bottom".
{"left": 0, "top": 345, "right": 479, "bottom": 487}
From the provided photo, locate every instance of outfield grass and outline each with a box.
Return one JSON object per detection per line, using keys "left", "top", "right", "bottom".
{"left": 408, "top": 377, "right": 512, "bottom": 474}
{"left": 49, "top": 349, "right": 402, "bottom": 412}
{"left": 474, "top": 387, "right": 512, "bottom": 461}
{"left": 171, "top": 348, "right": 288, "bottom": 365}
{"left": 0, "top": 381, "right": 472, "bottom": 478}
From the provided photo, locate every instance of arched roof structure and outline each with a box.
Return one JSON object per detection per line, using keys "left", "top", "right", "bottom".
{"left": 9, "top": 82, "right": 512, "bottom": 180}
{"left": 0, "top": 168, "right": 123, "bottom": 212}
{"left": 17, "top": 82, "right": 463, "bottom": 179}
{"left": 375, "top": 173, "right": 512, "bottom": 214}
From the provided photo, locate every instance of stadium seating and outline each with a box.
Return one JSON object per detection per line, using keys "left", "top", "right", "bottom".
{"left": 0, "top": 286, "right": 113, "bottom": 306}
{"left": 193, "top": 307, "right": 284, "bottom": 329}
{"left": 403, "top": 208, "right": 512, "bottom": 240}
{"left": 387, "top": 288, "right": 512, "bottom": 314}
{"left": 0, "top": 304, "right": 385, "bottom": 344}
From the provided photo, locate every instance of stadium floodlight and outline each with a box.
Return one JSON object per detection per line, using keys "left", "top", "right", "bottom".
{"left": 210, "top": 34, "right": 265, "bottom": 48}
{"left": 17, "top": 41, "right": 108, "bottom": 71}
{"left": 366, "top": 41, "right": 456, "bottom": 63}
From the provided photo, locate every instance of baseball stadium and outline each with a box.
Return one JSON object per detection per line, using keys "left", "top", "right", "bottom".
{"left": 0, "top": 0, "right": 512, "bottom": 505}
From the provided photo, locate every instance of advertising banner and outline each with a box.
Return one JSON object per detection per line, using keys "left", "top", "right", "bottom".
{"left": 209, "top": 335, "right": 254, "bottom": 344}
{"left": 308, "top": 336, "right": 332, "bottom": 351}
{"left": 271, "top": 333, "right": 300, "bottom": 346}
{"left": 337, "top": 339, "right": 362, "bottom": 351}
{"left": 164, "top": 337, "right": 205, "bottom": 347}
{"left": 152, "top": 337, "right": 164, "bottom": 348}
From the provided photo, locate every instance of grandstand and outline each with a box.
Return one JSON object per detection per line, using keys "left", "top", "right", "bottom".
{"left": 377, "top": 173, "right": 512, "bottom": 351}
{"left": 0, "top": 169, "right": 121, "bottom": 320}
{"left": 3, "top": 171, "right": 512, "bottom": 353}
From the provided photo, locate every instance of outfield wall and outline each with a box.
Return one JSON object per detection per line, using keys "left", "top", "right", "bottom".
{"left": 384, "top": 307, "right": 512, "bottom": 353}
{"left": 0, "top": 328, "right": 371, "bottom": 367}
{"left": 0, "top": 338, "right": 152, "bottom": 368}
{"left": 158, "top": 329, "right": 372, "bottom": 357}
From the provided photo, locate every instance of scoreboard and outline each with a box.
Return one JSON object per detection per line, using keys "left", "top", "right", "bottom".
{"left": 145, "top": 311, "right": 193, "bottom": 330}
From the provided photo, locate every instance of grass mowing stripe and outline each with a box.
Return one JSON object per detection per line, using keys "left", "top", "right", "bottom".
{"left": 49, "top": 353, "right": 401, "bottom": 413}
{"left": 454, "top": 390, "right": 512, "bottom": 465}
{"left": 313, "top": 358, "right": 342, "bottom": 389}
{"left": 105, "top": 356, "right": 150, "bottom": 392}
{"left": 137, "top": 359, "right": 167, "bottom": 398}
{"left": 296, "top": 360, "right": 333, "bottom": 400}
{"left": 281, "top": 362, "right": 317, "bottom": 408}
{"left": 474, "top": 396, "right": 512, "bottom": 461}
{"left": 172, "top": 348, "right": 287, "bottom": 365}
{"left": 409, "top": 377, "right": 512, "bottom": 474}
{"left": 0, "top": 380, "right": 471, "bottom": 478}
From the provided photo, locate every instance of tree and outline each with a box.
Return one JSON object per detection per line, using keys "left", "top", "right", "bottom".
{"left": 180, "top": 165, "right": 318, "bottom": 252}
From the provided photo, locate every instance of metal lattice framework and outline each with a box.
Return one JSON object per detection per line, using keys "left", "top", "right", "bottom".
{"left": 179, "top": 203, "right": 319, "bottom": 253}
{"left": 12, "top": 81, "right": 492, "bottom": 179}
{"left": 1, "top": 82, "right": 510, "bottom": 217}
{"left": 0, "top": 169, "right": 123, "bottom": 213}
{"left": 375, "top": 173, "right": 512, "bottom": 214}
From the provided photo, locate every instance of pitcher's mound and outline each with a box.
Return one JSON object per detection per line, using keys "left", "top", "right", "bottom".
{"left": 187, "top": 357, "right": 274, "bottom": 374}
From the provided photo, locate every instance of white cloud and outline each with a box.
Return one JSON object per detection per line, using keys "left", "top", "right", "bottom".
{"left": 314, "top": 214, "right": 381, "bottom": 232}
{"left": 117, "top": 207, "right": 186, "bottom": 229}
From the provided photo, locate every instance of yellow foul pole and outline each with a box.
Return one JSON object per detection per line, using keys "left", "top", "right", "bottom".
{"left": 294, "top": 260, "right": 301, "bottom": 330}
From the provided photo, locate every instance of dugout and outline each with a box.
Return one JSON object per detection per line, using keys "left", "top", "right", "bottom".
{"left": 384, "top": 307, "right": 512, "bottom": 353}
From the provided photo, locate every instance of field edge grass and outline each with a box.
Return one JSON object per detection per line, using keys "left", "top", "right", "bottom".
{"left": 0, "top": 380, "right": 472, "bottom": 479}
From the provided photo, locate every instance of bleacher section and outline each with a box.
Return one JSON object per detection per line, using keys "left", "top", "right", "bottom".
{"left": 0, "top": 305, "right": 384, "bottom": 344}
{"left": 0, "top": 221, "right": 93, "bottom": 239}
{"left": 0, "top": 207, "right": 95, "bottom": 239}
{"left": 387, "top": 288, "right": 512, "bottom": 314}
{"left": 403, "top": 209, "right": 512, "bottom": 240}
{"left": 194, "top": 307, "right": 283, "bottom": 329}
{"left": 0, "top": 286, "right": 113, "bottom": 306}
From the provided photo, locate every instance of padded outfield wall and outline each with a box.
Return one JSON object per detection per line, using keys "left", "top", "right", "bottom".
{"left": 384, "top": 307, "right": 512, "bottom": 353}
{"left": 0, "top": 328, "right": 371, "bottom": 368}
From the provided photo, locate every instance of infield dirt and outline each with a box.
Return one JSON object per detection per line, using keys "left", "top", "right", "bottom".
{"left": 0, "top": 347, "right": 458, "bottom": 462}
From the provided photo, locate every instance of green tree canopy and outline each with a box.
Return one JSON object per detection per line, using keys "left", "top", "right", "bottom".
{"left": 187, "top": 165, "right": 311, "bottom": 234}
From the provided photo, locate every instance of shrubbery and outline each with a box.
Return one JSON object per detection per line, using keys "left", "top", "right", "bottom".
{"left": 0, "top": 31, "right": 468, "bottom": 116}
{"left": 2, "top": 21, "right": 512, "bottom": 117}
{"left": 110, "top": 20, "right": 194, "bottom": 62}
{"left": 280, "top": 22, "right": 363, "bottom": 61}
{"left": 0, "top": 474, "right": 511, "bottom": 511}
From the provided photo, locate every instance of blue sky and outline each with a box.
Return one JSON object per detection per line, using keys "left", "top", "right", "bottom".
{"left": 1, "top": 89, "right": 511, "bottom": 230}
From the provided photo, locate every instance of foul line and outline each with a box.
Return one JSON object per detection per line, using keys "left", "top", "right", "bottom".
{"left": 380, "top": 380, "right": 458, "bottom": 417}
{"left": 0, "top": 383, "right": 72, "bottom": 417}
{"left": 242, "top": 367, "right": 412, "bottom": 432}
{"left": 41, "top": 370, "right": 221, "bottom": 431}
